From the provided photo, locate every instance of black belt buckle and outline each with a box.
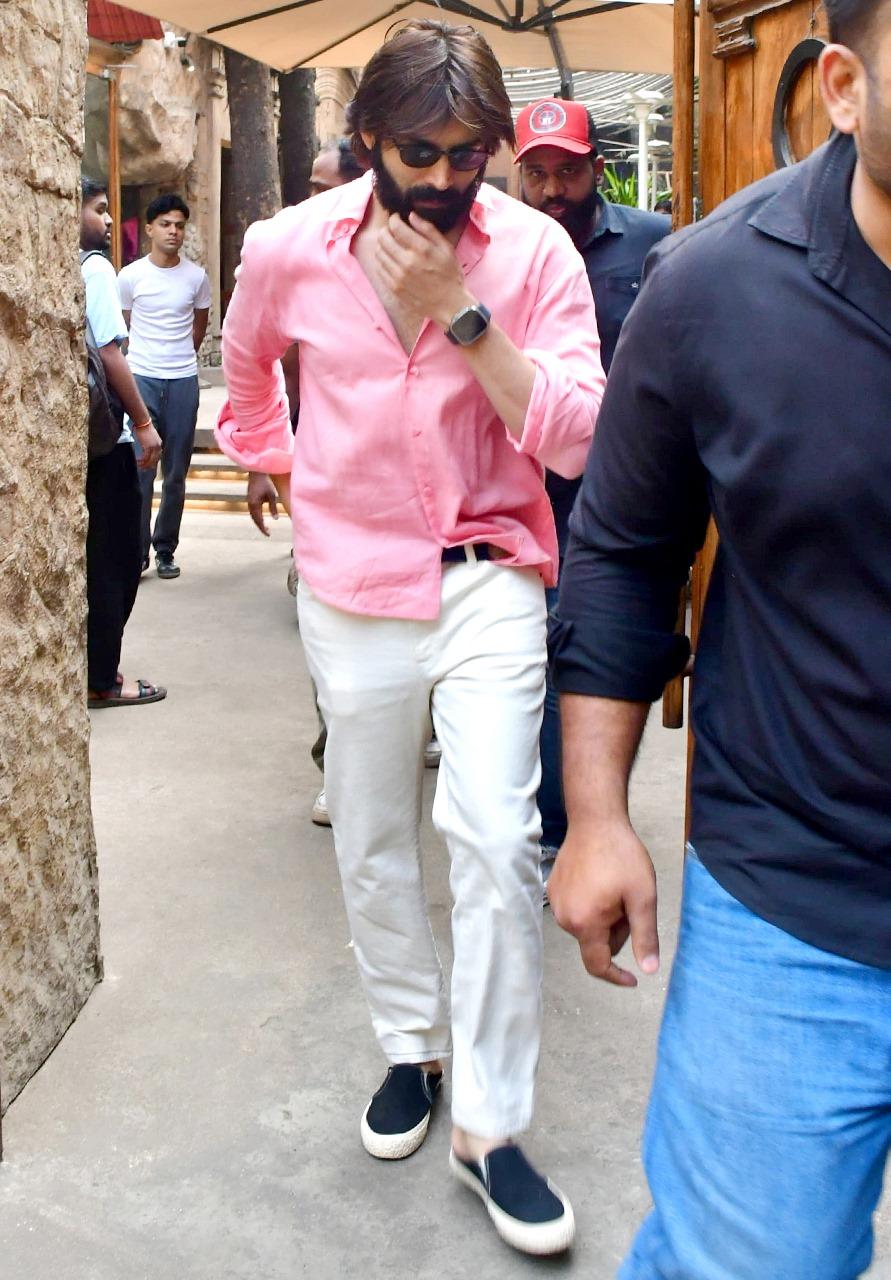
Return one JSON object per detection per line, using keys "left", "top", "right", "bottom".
{"left": 441, "top": 543, "right": 491, "bottom": 563}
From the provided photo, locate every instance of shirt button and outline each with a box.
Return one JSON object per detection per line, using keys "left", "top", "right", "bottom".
{"left": 410, "top": 368, "right": 420, "bottom": 377}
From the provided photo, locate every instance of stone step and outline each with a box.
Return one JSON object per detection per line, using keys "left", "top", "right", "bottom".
{"left": 153, "top": 467, "right": 249, "bottom": 514}
{"left": 188, "top": 453, "right": 248, "bottom": 483}
{"left": 194, "top": 425, "right": 218, "bottom": 451}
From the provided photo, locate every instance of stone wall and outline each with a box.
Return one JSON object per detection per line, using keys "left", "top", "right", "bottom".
{"left": 315, "top": 68, "right": 358, "bottom": 144}
{"left": 0, "top": 0, "right": 102, "bottom": 1113}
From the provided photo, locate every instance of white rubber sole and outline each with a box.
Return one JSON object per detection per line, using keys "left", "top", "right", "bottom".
{"left": 360, "top": 1107, "right": 431, "bottom": 1160}
{"left": 449, "top": 1150, "right": 576, "bottom": 1256}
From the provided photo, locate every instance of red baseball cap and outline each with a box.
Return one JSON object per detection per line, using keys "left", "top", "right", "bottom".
{"left": 514, "top": 99, "right": 593, "bottom": 162}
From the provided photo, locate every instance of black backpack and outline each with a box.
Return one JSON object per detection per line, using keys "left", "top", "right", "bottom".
{"left": 80, "top": 250, "right": 124, "bottom": 460}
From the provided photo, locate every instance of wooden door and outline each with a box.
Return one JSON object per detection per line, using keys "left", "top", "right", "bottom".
{"left": 701, "top": 0, "right": 830, "bottom": 216}
{"left": 671, "top": 0, "right": 832, "bottom": 817}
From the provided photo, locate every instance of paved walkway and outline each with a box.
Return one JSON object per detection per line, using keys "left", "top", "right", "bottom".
{"left": 1, "top": 512, "right": 888, "bottom": 1278}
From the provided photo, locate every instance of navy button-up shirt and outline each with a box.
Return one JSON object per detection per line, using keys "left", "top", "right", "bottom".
{"left": 552, "top": 135, "right": 891, "bottom": 969}
{"left": 547, "top": 196, "right": 670, "bottom": 554}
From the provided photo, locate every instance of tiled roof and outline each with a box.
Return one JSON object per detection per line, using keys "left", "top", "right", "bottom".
{"left": 87, "top": 1, "right": 164, "bottom": 43}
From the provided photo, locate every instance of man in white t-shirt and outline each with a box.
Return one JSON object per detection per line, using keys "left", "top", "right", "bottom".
{"left": 118, "top": 194, "right": 211, "bottom": 579}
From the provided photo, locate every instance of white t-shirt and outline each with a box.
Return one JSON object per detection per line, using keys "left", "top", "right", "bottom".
{"left": 81, "top": 249, "right": 133, "bottom": 445}
{"left": 117, "top": 255, "right": 211, "bottom": 379}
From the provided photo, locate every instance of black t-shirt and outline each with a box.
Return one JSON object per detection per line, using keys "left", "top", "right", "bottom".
{"left": 552, "top": 135, "right": 891, "bottom": 969}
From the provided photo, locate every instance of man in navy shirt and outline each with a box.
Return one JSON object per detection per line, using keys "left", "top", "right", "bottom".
{"left": 550, "top": 3, "right": 891, "bottom": 1275}
{"left": 515, "top": 100, "right": 668, "bottom": 893}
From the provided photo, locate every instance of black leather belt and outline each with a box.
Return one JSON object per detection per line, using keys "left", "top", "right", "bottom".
{"left": 441, "top": 543, "right": 494, "bottom": 563}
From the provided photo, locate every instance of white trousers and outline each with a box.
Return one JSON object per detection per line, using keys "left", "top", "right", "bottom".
{"left": 297, "top": 559, "right": 547, "bottom": 1137}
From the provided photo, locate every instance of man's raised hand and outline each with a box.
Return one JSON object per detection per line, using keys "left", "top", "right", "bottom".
{"left": 375, "top": 213, "right": 469, "bottom": 327}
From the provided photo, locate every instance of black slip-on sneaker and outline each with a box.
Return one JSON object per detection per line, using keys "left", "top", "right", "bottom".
{"left": 156, "top": 553, "right": 180, "bottom": 579}
{"left": 449, "top": 1144, "right": 575, "bottom": 1255}
{"left": 360, "top": 1064, "right": 443, "bottom": 1160}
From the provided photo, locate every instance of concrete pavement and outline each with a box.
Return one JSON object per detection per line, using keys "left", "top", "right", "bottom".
{"left": 0, "top": 511, "right": 888, "bottom": 1279}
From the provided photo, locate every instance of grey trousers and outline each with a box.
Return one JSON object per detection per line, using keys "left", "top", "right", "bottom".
{"left": 133, "top": 373, "right": 200, "bottom": 559}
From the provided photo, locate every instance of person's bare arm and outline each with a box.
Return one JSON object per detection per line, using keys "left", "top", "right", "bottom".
{"left": 247, "top": 345, "right": 298, "bottom": 535}
{"left": 98, "top": 341, "right": 161, "bottom": 468}
{"left": 247, "top": 471, "right": 291, "bottom": 535}
{"left": 547, "top": 695, "right": 659, "bottom": 988}
{"left": 281, "top": 343, "right": 300, "bottom": 421}
{"left": 193, "top": 307, "right": 210, "bottom": 352}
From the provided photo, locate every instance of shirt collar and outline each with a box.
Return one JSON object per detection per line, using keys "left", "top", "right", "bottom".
{"left": 577, "top": 193, "right": 624, "bottom": 251}
{"left": 749, "top": 132, "right": 891, "bottom": 338}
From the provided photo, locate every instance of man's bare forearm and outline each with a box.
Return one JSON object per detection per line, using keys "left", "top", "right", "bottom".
{"left": 193, "top": 308, "right": 210, "bottom": 353}
{"left": 99, "top": 342, "right": 150, "bottom": 424}
{"left": 456, "top": 318, "right": 536, "bottom": 439}
{"left": 561, "top": 693, "right": 650, "bottom": 828}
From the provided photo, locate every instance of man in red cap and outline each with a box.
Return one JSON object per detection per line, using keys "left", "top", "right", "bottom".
{"left": 515, "top": 99, "right": 669, "bottom": 900}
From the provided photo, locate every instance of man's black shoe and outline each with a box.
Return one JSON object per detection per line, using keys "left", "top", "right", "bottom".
{"left": 360, "top": 1064, "right": 442, "bottom": 1159}
{"left": 156, "top": 553, "right": 180, "bottom": 579}
{"left": 449, "top": 1144, "right": 575, "bottom": 1255}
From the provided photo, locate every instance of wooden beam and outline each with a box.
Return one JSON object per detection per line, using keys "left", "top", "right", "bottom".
{"left": 107, "top": 74, "right": 121, "bottom": 270}
{"left": 672, "top": 0, "right": 696, "bottom": 232}
{"left": 662, "top": 0, "right": 697, "bottom": 730}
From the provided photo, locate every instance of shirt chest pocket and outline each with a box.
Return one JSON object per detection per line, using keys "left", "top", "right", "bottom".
{"left": 603, "top": 275, "right": 641, "bottom": 300}
{"left": 601, "top": 275, "right": 642, "bottom": 330}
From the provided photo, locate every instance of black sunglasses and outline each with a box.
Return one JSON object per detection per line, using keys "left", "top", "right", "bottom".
{"left": 393, "top": 139, "right": 491, "bottom": 172}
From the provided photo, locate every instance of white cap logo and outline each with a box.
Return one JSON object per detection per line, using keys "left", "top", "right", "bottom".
{"left": 529, "top": 102, "right": 567, "bottom": 134}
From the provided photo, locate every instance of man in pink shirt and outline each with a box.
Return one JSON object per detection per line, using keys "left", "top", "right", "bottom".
{"left": 217, "top": 20, "right": 603, "bottom": 1255}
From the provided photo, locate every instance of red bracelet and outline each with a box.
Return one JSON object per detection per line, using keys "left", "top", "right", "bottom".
{"left": 132, "top": 419, "right": 152, "bottom": 431}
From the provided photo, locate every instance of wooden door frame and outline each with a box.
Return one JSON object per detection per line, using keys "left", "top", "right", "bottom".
{"left": 85, "top": 49, "right": 122, "bottom": 269}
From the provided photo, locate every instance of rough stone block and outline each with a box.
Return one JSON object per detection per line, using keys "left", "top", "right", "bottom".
{"left": 0, "top": 0, "right": 100, "bottom": 1117}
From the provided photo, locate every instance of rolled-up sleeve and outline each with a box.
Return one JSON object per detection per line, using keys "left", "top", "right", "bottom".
{"left": 216, "top": 217, "right": 295, "bottom": 474}
{"left": 551, "top": 249, "right": 710, "bottom": 702}
{"left": 515, "top": 250, "right": 606, "bottom": 479}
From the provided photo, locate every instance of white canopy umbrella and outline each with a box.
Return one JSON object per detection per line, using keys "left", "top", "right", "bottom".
{"left": 128, "top": 1, "right": 680, "bottom": 76}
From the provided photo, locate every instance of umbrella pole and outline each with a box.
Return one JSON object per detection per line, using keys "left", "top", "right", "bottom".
{"left": 542, "top": 13, "right": 574, "bottom": 99}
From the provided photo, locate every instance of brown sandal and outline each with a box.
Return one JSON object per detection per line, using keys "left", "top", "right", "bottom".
{"left": 88, "top": 679, "right": 167, "bottom": 708}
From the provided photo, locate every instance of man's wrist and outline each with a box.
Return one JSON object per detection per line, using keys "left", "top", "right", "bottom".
{"left": 437, "top": 288, "right": 477, "bottom": 332}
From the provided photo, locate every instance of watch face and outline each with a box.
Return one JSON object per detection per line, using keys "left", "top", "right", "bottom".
{"left": 451, "top": 306, "right": 489, "bottom": 345}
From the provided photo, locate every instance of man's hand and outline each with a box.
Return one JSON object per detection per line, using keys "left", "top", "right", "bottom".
{"left": 548, "top": 819, "right": 660, "bottom": 988}
{"left": 375, "top": 213, "right": 470, "bottom": 328}
{"left": 247, "top": 472, "right": 280, "bottom": 536}
{"left": 132, "top": 421, "right": 161, "bottom": 470}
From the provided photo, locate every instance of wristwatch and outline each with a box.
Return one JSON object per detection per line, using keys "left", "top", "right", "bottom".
{"left": 445, "top": 301, "right": 492, "bottom": 347}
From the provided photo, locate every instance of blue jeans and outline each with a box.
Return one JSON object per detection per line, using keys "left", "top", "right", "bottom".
{"left": 620, "top": 850, "right": 891, "bottom": 1280}
{"left": 538, "top": 585, "right": 566, "bottom": 850}
{"left": 133, "top": 373, "right": 199, "bottom": 559}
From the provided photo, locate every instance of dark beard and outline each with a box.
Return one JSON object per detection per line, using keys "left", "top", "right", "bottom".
{"left": 371, "top": 145, "right": 484, "bottom": 233}
{"left": 541, "top": 185, "right": 600, "bottom": 246}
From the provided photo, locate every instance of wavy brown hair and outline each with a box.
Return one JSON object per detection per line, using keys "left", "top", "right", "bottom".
{"left": 346, "top": 20, "right": 515, "bottom": 164}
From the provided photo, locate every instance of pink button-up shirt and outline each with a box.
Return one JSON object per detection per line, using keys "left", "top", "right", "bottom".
{"left": 217, "top": 171, "right": 605, "bottom": 619}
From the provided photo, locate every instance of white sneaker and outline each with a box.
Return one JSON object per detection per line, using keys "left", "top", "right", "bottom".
{"left": 424, "top": 736, "right": 442, "bottom": 769}
{"left": 311, "top": 789, "right": 331, "bottom": 827}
